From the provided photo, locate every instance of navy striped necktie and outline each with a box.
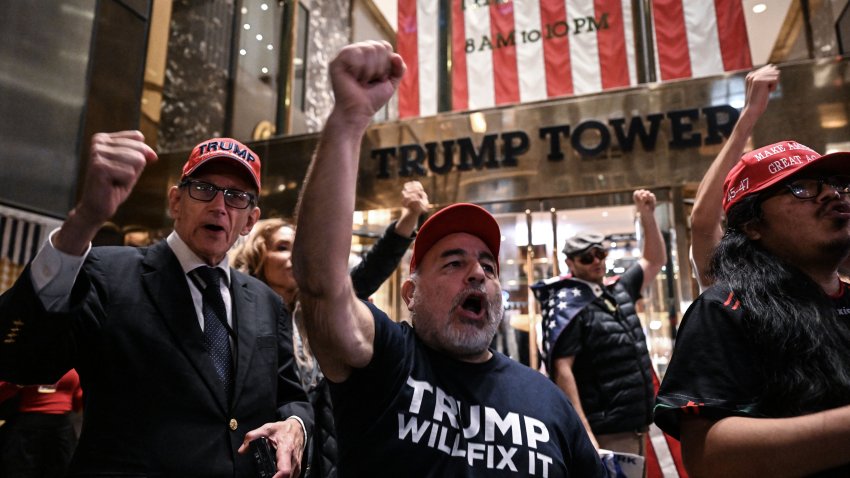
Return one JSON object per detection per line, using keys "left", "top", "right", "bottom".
{"left": 191, "top": 266, "right": 234, "bottom": 399}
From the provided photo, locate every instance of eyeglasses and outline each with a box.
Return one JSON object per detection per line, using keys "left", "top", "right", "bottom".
{"left": 781, "top": 176, "right": 850, "bottom": 199}
{"left": 179, "top": 179, "right": 256, "bottom": 209}
{"left": 574, "top": 248, "right": 608, "bottom": 265}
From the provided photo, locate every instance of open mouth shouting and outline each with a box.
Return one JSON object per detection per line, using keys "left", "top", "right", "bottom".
{"left": 455, "top": 290, "right": 487, "bottom": 322}
{"left": 203, "top": 223, "right": 226, "bottom": 234}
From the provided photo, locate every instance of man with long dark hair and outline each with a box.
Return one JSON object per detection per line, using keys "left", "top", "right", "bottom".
{"left": 655, "top": 140, "right": 850, "bottom": 476}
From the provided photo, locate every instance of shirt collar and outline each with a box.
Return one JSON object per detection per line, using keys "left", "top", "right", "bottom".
{"left": 166, "top": 231, "right": 231, "bottom": 285}
{"left": 569, "top": 276, "right": 604, "bottom": 298}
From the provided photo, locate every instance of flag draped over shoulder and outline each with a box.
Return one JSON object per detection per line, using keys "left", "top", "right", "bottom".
{"left": 531, "top": 276, "right": 596, "bottom": 369}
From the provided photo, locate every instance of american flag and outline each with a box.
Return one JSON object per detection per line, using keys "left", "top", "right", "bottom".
{"left": 531, "top": 276, "right": 596, "bottom": 370}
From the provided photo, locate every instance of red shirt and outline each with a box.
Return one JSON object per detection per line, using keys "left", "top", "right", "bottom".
{"left": 0, "top": 369, "right": 82, "bottom": 414}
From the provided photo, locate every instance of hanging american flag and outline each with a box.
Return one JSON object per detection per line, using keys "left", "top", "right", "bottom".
{"left": 650, "top": 0, "right": 752, "bottom": 81}
{"left": 452, "top": 0, "right": 638, "bottom": 112}
{"left": 531, "top": 275, "right": 596, "bottom": 369}
{"left": 397, "top": 0, "right": 440, "bottom": 118}
{"left": 397, "top": 0, "right": 640, "bottom": 117}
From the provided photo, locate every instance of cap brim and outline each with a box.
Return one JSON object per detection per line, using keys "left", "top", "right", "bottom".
{"left": 802, "top": 151, "right": 850, "bottom": 176}
{"left": 411, "top": 203, "right": 501, "bottom": 273}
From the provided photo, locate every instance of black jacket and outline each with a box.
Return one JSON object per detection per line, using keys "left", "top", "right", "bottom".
{"left": 555, "top": 266, "right": 655, "bottom": 435}
{"left": 0, "top": 241, "right": 312, "bottom": 477}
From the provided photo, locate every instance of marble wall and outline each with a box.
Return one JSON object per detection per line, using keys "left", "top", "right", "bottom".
{"left": 159, "top": 0, "right": 234, "bottom": 152}
{"left": 304, "top": 0, "right": 351, "bottom": 133}
{"left": 158, "top": 0, "right": 356, "bottom": 146}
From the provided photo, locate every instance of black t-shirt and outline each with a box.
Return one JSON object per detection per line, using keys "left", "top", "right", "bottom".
{"left": 655, "top": 284, "right": 850, "bottom": 476}
{"left": 329, "top": 302, "right": 606, "bottom": 478}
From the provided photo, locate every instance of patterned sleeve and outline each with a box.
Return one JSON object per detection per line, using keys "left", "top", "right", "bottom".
{"left": 654, "top": 286, "right": 764, "bottom": 439}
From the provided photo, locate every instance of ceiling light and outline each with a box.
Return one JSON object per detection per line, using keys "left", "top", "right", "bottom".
{"left": 256, "top": 34, "right": 263, "bottom": 41}
{"left": 752, "top": 3, "right": 766, "bottom": 14}
{"left": 267, "top": 44, "right": 274, "bottom": 51}
{"left": 243, "top": 23, "right": 251, "bottom": 30}
{"left": 241, "top": 7, "right": 248, "bottom": 14}
{"left": 261, "top": 3, "right": 269, "bottom": 10}
{"left": 261, "top": 67, "right": 269, "bottom": 74}
{"left": 239, "top": 49, "right": 247, "bottom": 56}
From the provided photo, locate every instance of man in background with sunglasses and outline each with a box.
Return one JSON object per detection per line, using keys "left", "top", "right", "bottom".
{"left": 0, "top": 132, "right": 312, "bottom": 477}
{"left": 654, "top": 141, "right": 850, "bottom": 476}
{"left": 536, "top": 189, "right": 666, "bottom": 457}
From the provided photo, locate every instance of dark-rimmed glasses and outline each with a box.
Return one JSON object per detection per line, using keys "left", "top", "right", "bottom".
{"left": 179, "top": 179, "right": 256, "bottom": 209}
{"left": 781, "top": 176, "right": 850, "bottom": 199}
{"left": 573, "top": 247, "right": 608, "bottom": 265}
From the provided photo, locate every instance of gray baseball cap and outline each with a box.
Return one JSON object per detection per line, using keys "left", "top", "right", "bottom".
{"left": 563, "top": 232, "right": 606, "bottom": 256}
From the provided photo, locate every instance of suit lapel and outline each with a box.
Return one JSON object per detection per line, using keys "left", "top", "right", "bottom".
{"left": 141, "top": 241, "right": 229, "bottom": 412}
{"left": 230, "top": 271, "right": 259, "bottom": 406}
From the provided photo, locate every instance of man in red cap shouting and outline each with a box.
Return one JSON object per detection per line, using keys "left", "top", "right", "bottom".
{"left": 293, "top": 41, "right": 604, "bottom": 477}
{"left": 0, "top": 131, "right": 312, "bottom": 477}
{"left": 654, "top": 140, "right": 850, "bottom": 476}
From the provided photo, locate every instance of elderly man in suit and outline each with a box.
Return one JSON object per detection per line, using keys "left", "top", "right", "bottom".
{"left": 0, "top": 131, "right": 311, "bottom": 477}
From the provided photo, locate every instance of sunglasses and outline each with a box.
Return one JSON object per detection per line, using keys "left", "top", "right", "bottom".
{"left": 574, "top": 248, "right": 608, "bottom": 265}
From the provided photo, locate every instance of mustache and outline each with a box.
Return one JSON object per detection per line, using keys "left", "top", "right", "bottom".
{"left": 819, "top": 197, "right": 850, "bottom": 216}
{"left": 450, "top": 286, "right": 500, "bottom": 315}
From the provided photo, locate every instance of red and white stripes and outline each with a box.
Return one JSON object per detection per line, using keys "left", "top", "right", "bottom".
{"left": 452, "top": 0, "right": 638, "bottom": 112}
{"left": 398, "top": 0, "right": 440, "bottom": 118}
{"left": 651, "top": 0, "right": 752, "bottom": 81}
{"left": 397, "top": 0, "right": 753, "bottom": 119}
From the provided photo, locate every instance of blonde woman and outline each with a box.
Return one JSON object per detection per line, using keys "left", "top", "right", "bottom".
{"left": 231, "top": 181, "right": 428, "bottom": 478}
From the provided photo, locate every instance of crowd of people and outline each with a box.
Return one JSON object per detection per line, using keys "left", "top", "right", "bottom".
{"left": 1, "top": 40, "right": 850, "bottom": 477}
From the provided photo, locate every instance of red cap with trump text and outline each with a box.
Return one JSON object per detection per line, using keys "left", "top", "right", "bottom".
{"left": 182, "top": 138, "right": 262, "bottom": 190}
{"left": 410, "top": 203, "right": 501, "bottom": 274}
{"left": 723, "top": 140, "right": 850, "bottom": 212}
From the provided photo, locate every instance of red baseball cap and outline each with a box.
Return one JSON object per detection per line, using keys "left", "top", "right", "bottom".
{"left": 410, "top": 203, "right": 501, "bottom": 274}
{"left": 182, "top": 138, "right": 261, "bottom": 190}
{"left": 723, "top": 140, "right": 850, "bottom": 212}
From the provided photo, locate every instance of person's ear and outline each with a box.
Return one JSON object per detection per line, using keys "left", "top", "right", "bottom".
{"left": 167, "top": 186, "right": 181, "bottom": 219}
{"left": 242, "top": 207, "right": 261, "bottom": 236}
{"left": 741, "top": 220, "right": 762, "bottom": 241}
{"left": 401, "top": 278, "right": 416, "bottom": 311}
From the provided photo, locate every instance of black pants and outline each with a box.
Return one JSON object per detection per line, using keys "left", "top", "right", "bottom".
{"left": 1, "top": 413, "right": 76, "bottom": 478}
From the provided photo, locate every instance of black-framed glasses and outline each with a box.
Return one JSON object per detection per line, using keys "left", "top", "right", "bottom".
{"left": 179, "top": 179, "right": 256, "bottom": 209}
{"left": 781, "top": 176, "right": 850, "bottom": 199}
{"left": 574, "top": 247, "right": 608, "bottom": 265}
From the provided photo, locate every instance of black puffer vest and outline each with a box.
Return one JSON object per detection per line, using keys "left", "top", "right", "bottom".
{"left": 571, "top": 281, "right": 655, "bottom": 435}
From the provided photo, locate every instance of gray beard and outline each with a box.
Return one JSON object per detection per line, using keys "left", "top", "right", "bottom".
{"left": 411, "top": 287, "right": 504, "bottom": 358}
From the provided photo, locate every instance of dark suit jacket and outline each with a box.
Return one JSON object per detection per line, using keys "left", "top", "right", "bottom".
{"left": 0, "top": 240, "right": 312, "bottom": 477}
